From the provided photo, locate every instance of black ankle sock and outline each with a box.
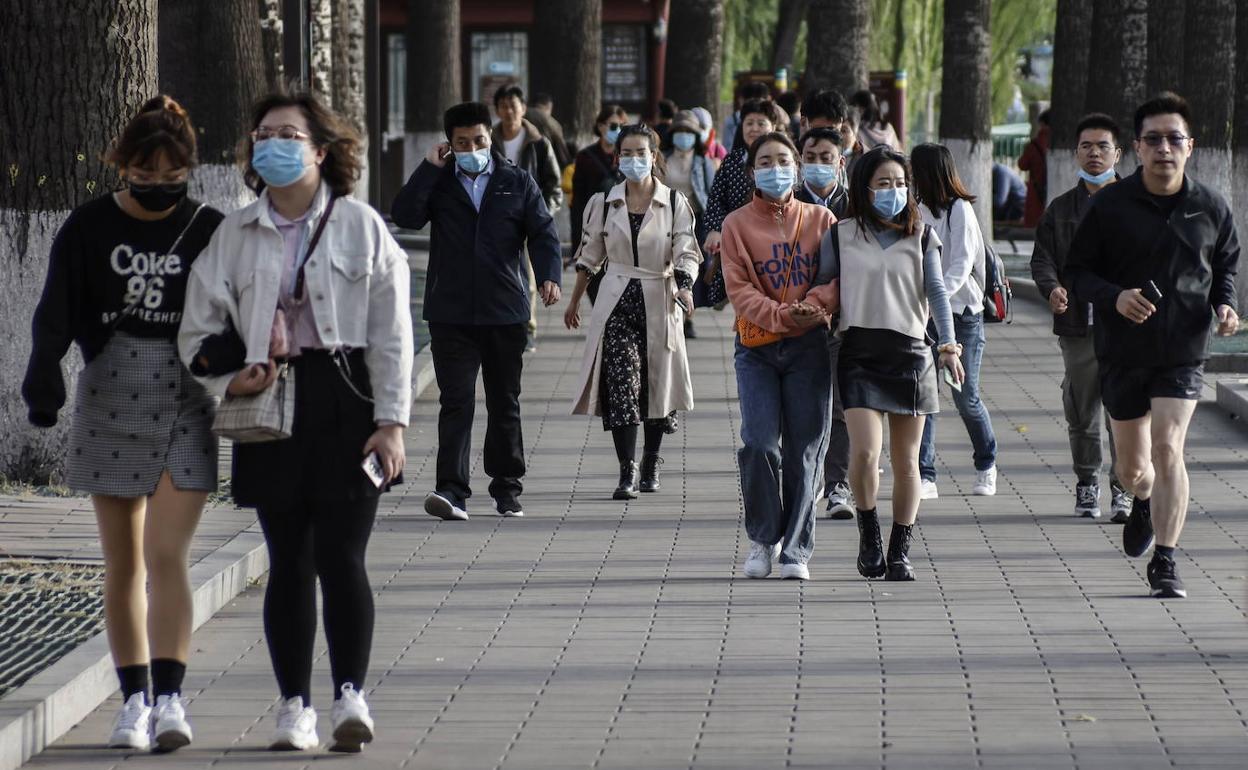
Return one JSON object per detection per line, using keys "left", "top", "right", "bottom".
{"left": 1154, "top": 545, "right": 1176, "bottom": 560}
{"left": 611, "top": 425, "right": 638, "bottom": 463}
{"left": 643, "top": 423, "right": 665, "bottom": 454}
{"left": 116, "top": 664, "right": 149, "bottom": 703}
{"left": 151, "top": 658, "right": 187, "bottom": 697}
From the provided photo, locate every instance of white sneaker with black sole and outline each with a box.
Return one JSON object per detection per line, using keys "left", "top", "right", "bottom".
{"left": 1074, "top": 482, "right": 1101, "bottom": 518}
{"left": 329, "top": 683, "right": 375, "bottom": 753}
{"left": 742, "top": 541, "right": 780, "bottom": 578}
{"left": 424, "top": 491, "right": 468, "bottom": 521}
{"left": 779, "top": 562, "right": 810, "bottom": 580}
{"left": 150, "top": 693, "right": 192, "bottom": 752}
{"left": 270, "top": 696, "right": 319, "bottom": 751}
{"left": 919, "top": 479, "right": 939, "bottom": 500}
{"left": 108, "top": 692, "right": 152, "bottom": 750}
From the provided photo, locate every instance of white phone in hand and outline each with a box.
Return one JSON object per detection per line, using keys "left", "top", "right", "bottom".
{"left": 362, "top": 451, "right": 385, "bottom": 488}
{"left": 942, "top": 366, "right": 962, "bottom": 393}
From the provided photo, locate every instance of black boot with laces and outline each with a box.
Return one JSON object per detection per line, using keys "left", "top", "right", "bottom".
{"left": 856, "top": 509, "right": 885, "bottom": 578}
{"left": 885, "top": 523, "right": 915, "bottom": 581}
{"left": 639, "top": 453, "right": 662, "bottom": 492}
{"left": 613, "top": 460, "right": 639, "bottom": 500}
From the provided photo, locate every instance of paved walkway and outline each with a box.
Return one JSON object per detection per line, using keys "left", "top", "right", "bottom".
{"left": 21, "top": 294, "right": 1248, "bottom": 769}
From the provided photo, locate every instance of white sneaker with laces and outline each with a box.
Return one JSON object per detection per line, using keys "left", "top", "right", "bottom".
{"left": 270, "top": 696, "right": 319, "bottom": 751}
{"left": 108, "top": 692, "right": 152, "bottom": 750}
{"left": 972, "top": 466, "right": 997, "bottom": 496}
{"left": 919, "top": 479, "right": 939, "bottom": 500}
{"left": 151, "top": 693, "right": 193, "bottom": 752}
{"left": 779, "top": 562, "right": 810, "bottom": 580}
{"left": 742, "top": 541, "right": 777, "bottom": 578}
{"left": 1110, "top": 484, "right": 1132, "bottom": 522}
{"left": 825, "top": 482, "right": 854, "bottom": 519}
{"left": 329, "top": 683, "right": 375, "bottom": 753}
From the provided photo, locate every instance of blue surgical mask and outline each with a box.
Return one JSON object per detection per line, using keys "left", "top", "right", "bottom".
{"left": 618, "top": 156, "right": 652, "bottom": 183}
{"left": 454, "top": 148, "right": 490, "bottom": 174}
{"left": 871, "top": 186, "right": 909, "bottom": 218}
{"left": 802, "top": 163, "right": 838, "bottom": 189}
{"left": 753, "top": 165, "right": 796, "bottom": 199}
{"left": 1078, "top": 167, "right": 1115, "bottom": 185}
{"left": 252, "top": 138, "right": 309, "bottom": 188}
{"left": 673, "top": 132, "right": 696, "bottom": 151}
{"left": 605, "top": 127, "right": 621, "bottom": 145}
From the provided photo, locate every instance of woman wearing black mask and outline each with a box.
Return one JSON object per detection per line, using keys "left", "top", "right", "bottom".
{"left": 23, "top": 95, "right": 224, "bottom": 752}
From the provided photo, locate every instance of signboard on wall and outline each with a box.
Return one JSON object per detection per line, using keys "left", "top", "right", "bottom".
{"left": 603, "top": 25, "right": 646, "bottom": 104}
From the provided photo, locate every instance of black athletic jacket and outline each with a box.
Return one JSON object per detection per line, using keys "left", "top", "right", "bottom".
{"left": 1066, "top": 169, "right": 1239, "bottom": 366}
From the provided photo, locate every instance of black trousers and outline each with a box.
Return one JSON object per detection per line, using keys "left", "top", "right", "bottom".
{"left": 256, "top": 494, "right": 378, "bottom": 704}
{"left": 428, "top": 322, "right": 527, "bottom": 507}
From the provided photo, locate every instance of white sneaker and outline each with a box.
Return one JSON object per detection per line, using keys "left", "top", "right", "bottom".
{"left": 919, "top": 479, "right": 939, "bottom": 500}
{"left": 973, "top": 466, "right": 998, "bottom": 496}
{"left": 270, "top": 696, "right": 319, "bottom": 751}
{"left": 742, "top": 541, "right": 777, "bottom": 578}
{"left": 779, "top": 562, "right": 810, "bottom": 580}
{"left": 424, "top": 491, "right": 468, "bottom": 521}
{"left": 329, "top": 683, "right": 375, "bottom": 753}
{"left": 151, "top": 693, "right": 192, "bottom": 752}
{"left": 108, "top": 692, "right": 152, "bottom": 750}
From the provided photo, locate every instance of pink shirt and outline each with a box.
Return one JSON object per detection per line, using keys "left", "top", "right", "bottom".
{"left": 272, "top": 205, "right": 324, "bottom": 353}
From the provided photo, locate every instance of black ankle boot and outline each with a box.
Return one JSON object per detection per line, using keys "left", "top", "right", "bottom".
{"left": 856, "top": 509, "right": 885, "bottom": 578}
{"left": 639, "top": 452, "right": 662, "bottom": 492}
{"left": 885, "top": 523, "right": 915, "bottom": 581}
{"left": 613, "top": 460, "right": 639, "bottom": 500}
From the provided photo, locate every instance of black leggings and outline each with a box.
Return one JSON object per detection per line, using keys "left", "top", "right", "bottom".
{"left": 610, "top": 422, "right": 667, "bottom": 463}
{"left": 256, "top": 495, "right": 379, "bottom": 704}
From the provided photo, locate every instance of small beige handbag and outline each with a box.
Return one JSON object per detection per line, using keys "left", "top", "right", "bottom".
{"left": 211, "top": 362, "right": 294, "bottom": 442}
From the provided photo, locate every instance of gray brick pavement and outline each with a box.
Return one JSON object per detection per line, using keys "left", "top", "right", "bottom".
{"left": 19, "top": 295, "right": 1248, "bottom": 769}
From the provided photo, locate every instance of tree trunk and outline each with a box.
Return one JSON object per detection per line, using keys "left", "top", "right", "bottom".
{"left": 804, "top": 0, "right": 869, "bottom": 97}
{"left": 1047, "top": 0, "right": 1093, "bottom": 204}
{"left": 1085, "top": 0, "right": 1148, "bottom": 142}
{"left": 1234, "top": 0, "right": 1248, "bottom": 314}
{"left": 405, "top": 0, "right": 460, "bottom": 178}
{"left": 939, "top": 0, "right": 993, "bottom": 237}
{"left": 1180, "top": 1, "right": 1234, "bottom": 201}
{"left": 258, "top": 0, "right": 285, "bottom": 92}
{"left": 770, "top": 0, "right": 809, "bottom": 73}
{"left": 309, "top": 0, "right": 334, "bottom": 103}
{"left": 532, "top": 0, "right": 603, "bottom": 149}
{"left": 1146, "top": 0, "right": 1185, "bottom": 95}
{"left": 665, "top": 0, "right": 725, "bottom": 113}
{"left": 331, "top": 0, "right": 367, "bottom": 197}
{"left": 160, "top": 0, "right": 266, "bottom": 212}
{"left": 0, "top": 0, "right": 157, "bottom": 482}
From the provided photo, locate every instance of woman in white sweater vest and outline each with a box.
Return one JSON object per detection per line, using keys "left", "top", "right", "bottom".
{"left": 818, "top": 147, "right": 964, "bottom": 581}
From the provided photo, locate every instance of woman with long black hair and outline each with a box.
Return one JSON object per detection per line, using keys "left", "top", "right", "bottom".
{"left": 180, "top": 90, "right": 412, "bottom": 753}
{"left": 24, "top": 95, "right": 224, "bottom": 751}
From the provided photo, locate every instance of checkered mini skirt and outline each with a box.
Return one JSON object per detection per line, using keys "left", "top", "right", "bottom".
{"left": 66, "top": 333, "right": 217, "bottom": 496}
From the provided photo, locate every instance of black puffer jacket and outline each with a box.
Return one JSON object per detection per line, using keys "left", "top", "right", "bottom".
{"left": 1066, "top": 169, "right": 1239, "bottom": 366}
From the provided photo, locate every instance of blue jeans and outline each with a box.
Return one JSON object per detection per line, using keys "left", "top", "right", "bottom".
{"left": 920, "top": 309, "right": 997, "bottom": 481}
{"left": 734, "top": 329, "right": 832, "bottom": 565}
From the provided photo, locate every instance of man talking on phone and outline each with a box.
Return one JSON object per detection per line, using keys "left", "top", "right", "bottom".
{"left": 391, "top": 102, "right": 562, "bottom": 522}
{"left": 1066, "top": 93, "right": 1239, "bottom": 599}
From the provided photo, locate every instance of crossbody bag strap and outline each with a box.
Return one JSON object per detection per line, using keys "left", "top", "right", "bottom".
{"left": 776, "top": 205, "right": 805, "bottom": 304}
{"left": 294, "top": 195, "right": 337, "bottom": 301}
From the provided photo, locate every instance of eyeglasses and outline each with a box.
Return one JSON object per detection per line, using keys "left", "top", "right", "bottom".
{"left": 1077, "top": 142, "right": 1116, "bottom": 153}
{"left": 250, "top": 125, "right": 312, "bottom": 142}
{"left": 1139, "top": 133, "right": 1189, "bottom": 148}
{"left": 606, "top": 122, "right": 623, "bottom": 131}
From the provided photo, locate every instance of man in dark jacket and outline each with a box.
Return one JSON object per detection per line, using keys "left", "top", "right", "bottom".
{"left": 1066, "top": 93, "right": 1239, "bottom": 599}
{"left": 529, "top": 92, "right": 572, "bottom": 169}
{"left": 1030, "top": 112, "right": 1130, "bottom": 523}
{"left": 493, "top": 85, "right": 564, "bottom": 351}
{"left": 391, "top": 101, "right": 562, "bottom": 522}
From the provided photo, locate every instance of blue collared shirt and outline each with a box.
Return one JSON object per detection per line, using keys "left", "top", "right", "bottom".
{"left": 456, "top": 156, "right": 494, "bottom": 211}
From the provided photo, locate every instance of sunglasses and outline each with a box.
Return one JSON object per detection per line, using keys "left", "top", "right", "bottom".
{"left": 1139, "top": 133, "right": 1189, "bottom": 148}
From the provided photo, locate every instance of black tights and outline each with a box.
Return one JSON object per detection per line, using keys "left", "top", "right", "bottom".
{"left": 256, "top": 495, "right": 379, "bottom": 704}
{"left": 610, "top": 422, "right": 666, "bottom": 463}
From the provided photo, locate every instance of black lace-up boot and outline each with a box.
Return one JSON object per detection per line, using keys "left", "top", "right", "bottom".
{"left": 856, "top": 509, "right": 885, "bottom": 578}
{"left": 885, "top": 523, "right": 915, "bottom": 581}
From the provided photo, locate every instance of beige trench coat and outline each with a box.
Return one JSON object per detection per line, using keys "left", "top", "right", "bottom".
{"left": 572, "top": 180, "right": 702, "bottom": 418}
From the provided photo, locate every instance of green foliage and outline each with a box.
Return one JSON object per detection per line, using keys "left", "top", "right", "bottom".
{"left": 721, "top": 0, "right": 806, "bottom": 102}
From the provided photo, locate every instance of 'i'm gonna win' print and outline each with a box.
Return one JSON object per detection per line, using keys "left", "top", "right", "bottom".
{"left": 752, "top": 241, "right": 815, "bottom": 290}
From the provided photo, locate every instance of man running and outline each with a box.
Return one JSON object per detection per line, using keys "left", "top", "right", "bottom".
{"left": 1066, "top": 93, "right": 1239, "bottom": 598}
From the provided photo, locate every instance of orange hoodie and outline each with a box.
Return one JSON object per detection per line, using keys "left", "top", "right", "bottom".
{"left": 721, "top": 192, "right": 839, "bottom": 335}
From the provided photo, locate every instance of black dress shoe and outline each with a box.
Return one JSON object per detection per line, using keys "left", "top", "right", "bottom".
{"left": 613, "top": 460, "right": 639, "bottom": 500}
{"left": 1123, "top": 497, "right": 1155, "bottom": 557}
{"left": 638, "top": 452, "right": 662, "bottom": 492}
{"left": 885, "top": 523, "right": 915, "bottom": 581}
{"left": 856, "top": 510, "right": 885, "bottom": 578}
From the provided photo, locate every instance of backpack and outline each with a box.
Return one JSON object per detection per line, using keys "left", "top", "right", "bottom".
{"left": 980, "top": 239, "right": 1012, "bottom": 324}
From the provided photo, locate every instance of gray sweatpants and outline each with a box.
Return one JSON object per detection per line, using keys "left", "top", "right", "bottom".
{"left": 1059, "top": 335, "right": 1120, "bottom": 487}
{"left": 822, "top": 333, "right": 850, "bottom": 496}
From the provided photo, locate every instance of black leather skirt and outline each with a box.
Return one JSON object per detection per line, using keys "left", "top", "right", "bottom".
{"left": 837, "top": 327, "right": 938, "bottom": 416}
